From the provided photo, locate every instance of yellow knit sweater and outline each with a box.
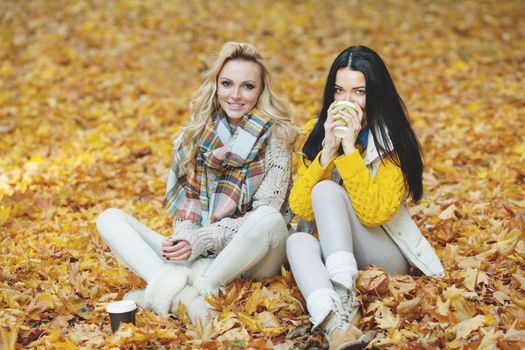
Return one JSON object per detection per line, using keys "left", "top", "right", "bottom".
{"left": 289, "top": 119, "right": 406, "bottom": 227}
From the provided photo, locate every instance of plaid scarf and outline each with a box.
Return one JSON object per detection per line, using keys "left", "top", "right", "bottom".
{"left": 165, "top": 111, "right": 272, "bottom": 225}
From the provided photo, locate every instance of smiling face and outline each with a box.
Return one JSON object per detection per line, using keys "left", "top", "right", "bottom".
{"left": 334, "top": 68, "right": 367, "bottom": 125}
{"left": 216, "top": 59, "right": 262, "bottom": 125}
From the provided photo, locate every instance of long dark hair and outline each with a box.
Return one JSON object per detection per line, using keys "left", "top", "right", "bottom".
{"left": 302, "top": 45, "right": 423, "bottom": 202}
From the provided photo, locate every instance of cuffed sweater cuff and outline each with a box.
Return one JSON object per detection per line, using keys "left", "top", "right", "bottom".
{"left": 307, "top": 152, "right": 336, "bottom": 183}
{"left": 170, "top": 228, "right": 216, "bottom": 262}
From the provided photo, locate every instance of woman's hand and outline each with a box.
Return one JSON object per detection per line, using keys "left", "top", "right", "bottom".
{"left": 338, "top": 103, "right": 364, "bottom": 155}
{"left": 162, "top": 237, "right": 192, "bottom": 261}
{"left": 320, "top": 101, "right": 345, "bottom": 165}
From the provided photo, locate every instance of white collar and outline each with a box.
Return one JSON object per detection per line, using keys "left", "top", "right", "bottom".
{"left": 363, "top": 128, "right": 394, "bottom": 165}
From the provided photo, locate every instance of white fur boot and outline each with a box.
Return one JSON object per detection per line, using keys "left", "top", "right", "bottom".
{"left": 169, "top": 258, "right": 222, "bottom": 324}
{"left": 170, "top": 284, "right": 209, "bottom": 324}
{"left": 188, "top": 258, "right": 217, "bottom": 295}
{"left": 170, "top": 285, "right": 216, "bottom": 325}
{"left": 186, "top": 295, "right": 213, "bottom": 325}
{"left": 124, "top": 289, "right": 146, "bottom": 307}
{"left": 143, "top": 264, "right": 191, "bottom": 315}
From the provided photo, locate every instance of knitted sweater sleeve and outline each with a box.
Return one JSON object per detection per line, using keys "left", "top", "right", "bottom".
{"left": 334, "top": 150, "right": 405, "bottom": 227}
{"left": 289, "top": 119, "right": 336, "bottom": 221}
{"left": 170, "top": 133, "right": 292, "bottom": 261}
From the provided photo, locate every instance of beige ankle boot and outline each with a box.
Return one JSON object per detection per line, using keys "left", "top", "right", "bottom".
{"left": 326, "top": 251, "right": 359, "bottom": 324}
{"left": 327, "top": 305, "right": 375, "bottom": 350}
{"left": 329, "top": 324, "right": 363, "bottom": 350}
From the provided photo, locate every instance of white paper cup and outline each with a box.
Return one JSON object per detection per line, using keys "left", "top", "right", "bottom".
{"left": 333, "top": 101, "right": 359, "bottom": 138}
{"left": 106, "top": 300, "right": 137, "bottom": 333}
{"left": 333, "top": 126, "right": 348, "bottom": 138}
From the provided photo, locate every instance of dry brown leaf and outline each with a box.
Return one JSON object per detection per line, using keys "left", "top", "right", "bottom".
{"left": 477, "top": 328, "right": 503, "bottom": 350}
{"left": 216, "top": 326, "right": 250, "bottom": 342}
{"left": 492, "top": 291, "right": 509, "bottom": 305}
{"left": 502, "top": 320, "right": 525, "bottom": 342}
{"left": 396, "top": 296, "right": 422, "bottom": 321}
{"left": 176, "top": 301, "right": 191, "bottom": 326}
{"left": 450, "top": 315, "right": 485, "bottom": 339}
{"left": 512, "top": 274, "right": 525, "bottom": 291}
{"left": 436, "top": 296, "right": 451, "bottom": 317}
{"left": 374, "top": 304, "right": 399, "bottom": 330}
{"left": 0, "top": 312, "right": 23, "bottom": 350}
{"left": 245, "top": 288, "right": 262, "bottom": 315}
{"left": 357, "top": 268, "right": 390, "bottom": 296}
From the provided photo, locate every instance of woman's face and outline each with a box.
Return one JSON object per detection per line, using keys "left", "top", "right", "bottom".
{"left": 217, "top": 59, "right": 262, "bottom": 125}
{"left": 334, "top": 68, "right": 367, "bottom": 124}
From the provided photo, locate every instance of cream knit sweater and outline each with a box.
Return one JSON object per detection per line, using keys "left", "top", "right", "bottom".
{"left": 170, "top": 132, "right": 292, "bottom": 261}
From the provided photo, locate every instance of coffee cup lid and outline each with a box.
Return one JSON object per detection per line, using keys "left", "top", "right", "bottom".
{"left": 334, "top": 100, "right": 358, "bottom": 107}
{"left": 106, "top": 300, "right": 137, "bottom": 314}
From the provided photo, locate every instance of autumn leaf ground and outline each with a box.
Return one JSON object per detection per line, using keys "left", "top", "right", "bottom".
{"left": 1, "top": 0, "right": 524, "bottom": 349}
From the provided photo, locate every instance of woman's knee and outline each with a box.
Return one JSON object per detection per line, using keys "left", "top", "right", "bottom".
{"left": 311, "top": 180, "right": 346, "bottom": 202}
{"left": 96, "top": 208, "right": 126, "bottom": 236}
{"left": 286, "top": 232, "right": 320, "bottom": 256}
{"left": 249, "top": 205, "right": 281, "bottom": 220}
{"left": 243, "top": 206, "right": 287, "bottom": 244}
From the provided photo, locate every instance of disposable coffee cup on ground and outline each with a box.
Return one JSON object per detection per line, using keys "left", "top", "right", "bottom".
{"left": 106, "top": 300, "right": 137, "bottom": 333}
{"left": 333, "top": 101, "right": 360, "bottom": 138}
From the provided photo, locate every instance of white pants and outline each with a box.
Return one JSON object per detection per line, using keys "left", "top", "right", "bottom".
{"left": 287, "top": 180, "right": 409, "bottom": 299}
{"left": 96, "top": 206, "right": 288, "bottom": 287}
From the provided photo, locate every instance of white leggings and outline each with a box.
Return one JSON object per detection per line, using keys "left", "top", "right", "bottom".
{"left": 287, "top": 180, "right": 409, "bottom": 299}
{"left": 96, "top": 206, "right": 288, "bottom": 287}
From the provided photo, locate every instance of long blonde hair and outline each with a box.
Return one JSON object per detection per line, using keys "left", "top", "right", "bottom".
{"left": 177, "top": 42, "right": 299, "bottom": 170}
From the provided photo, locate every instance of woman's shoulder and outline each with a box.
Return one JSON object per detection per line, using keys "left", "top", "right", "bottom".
{"left": 303, "top": 119, "right": 318, "bottom": 134}
{"left": 265, "top": 119, "right": 317, "bottom": 157}
{"left": 297, "top": 119, "right": 318, "bottom": 148}
{"left": 264, "top": 130, "right": 292, "bottom": 164}
{"left": 267, "top": 130, "right": 289, "bottom": 151}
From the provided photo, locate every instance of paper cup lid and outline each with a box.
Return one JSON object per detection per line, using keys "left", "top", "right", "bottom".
{"left": 106, "top": 300, "right": 137, "bottom": 313}
{"left": 334, "top": 101, "right": 359, "bottom": 109}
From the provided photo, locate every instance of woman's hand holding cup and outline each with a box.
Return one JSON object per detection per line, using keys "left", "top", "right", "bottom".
{"left": 333, "top": 101, "right": 363, "bottom": 155}
{"left": 322, "top": 101, "right": 363, "bottom": 163}
{"left": 320, "top": 102, "right": 345, "bottom": 165}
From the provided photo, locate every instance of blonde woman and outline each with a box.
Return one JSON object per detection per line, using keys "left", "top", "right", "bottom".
{"left": 96, "top": 42, "right": 298, "bottom": 322}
